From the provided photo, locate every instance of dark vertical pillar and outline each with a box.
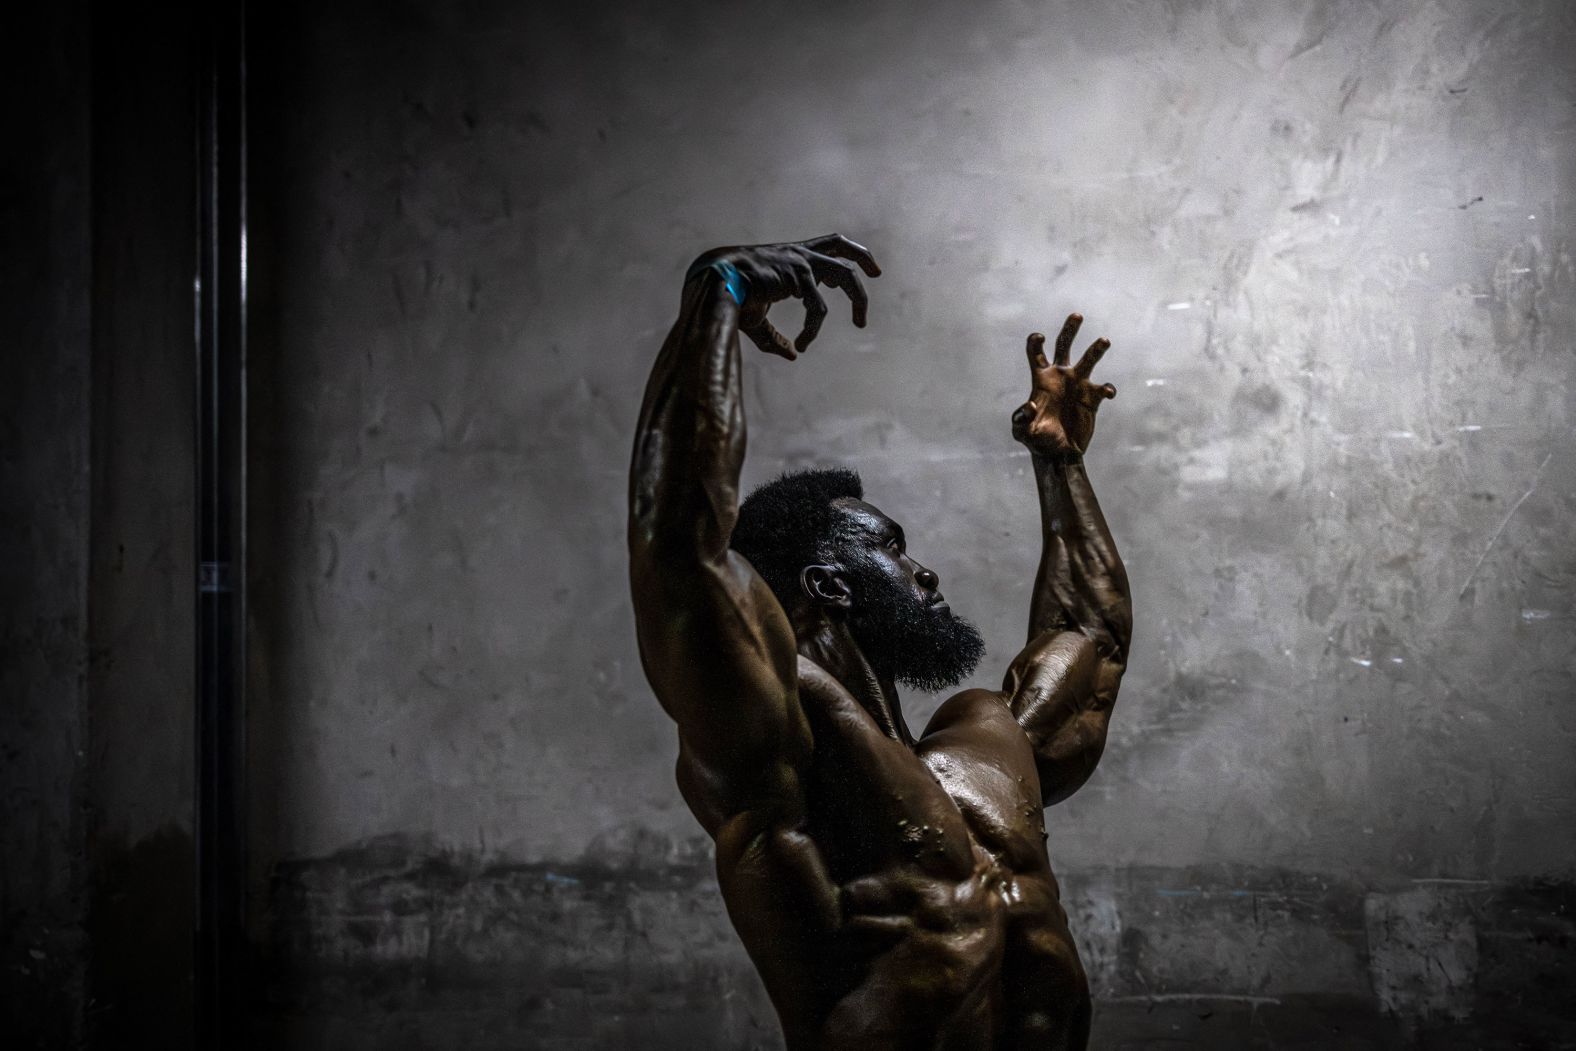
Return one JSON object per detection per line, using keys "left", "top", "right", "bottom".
{"left": 86, "top": 2, "right": 199, "bottom": 1047}
{"left": 195, "top": 2, "right": 250, "bottom": 1045}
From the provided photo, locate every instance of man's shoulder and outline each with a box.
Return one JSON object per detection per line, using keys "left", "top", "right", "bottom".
{"left": 920, "top": 687, "right": 1019, "bottom": 740}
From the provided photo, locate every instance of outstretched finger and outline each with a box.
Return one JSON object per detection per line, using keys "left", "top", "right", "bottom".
{"left": 794, "top": 265, "right": 830, "bottom": 353}
{"left": 805, "top": 233, "right": 882, "bottom": 277}
{"left": 1073, "top": 337, "right": 1110, "bottom": 378}
{"left": 807, "top": 252, "right": 869, "bottom": 327}
{"left": 744, "top": 318, "right": 798, "bottom": 361}
{"left": 1054, "top": 314, "right": 1083, "bottom": 366}
{"left": 1026, "top": 332, "right": 1050, "bottom": 370}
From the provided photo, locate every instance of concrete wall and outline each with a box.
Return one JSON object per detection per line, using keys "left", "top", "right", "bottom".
{"left": 251, "top": 0, "right": 1576, "bottom": 1046}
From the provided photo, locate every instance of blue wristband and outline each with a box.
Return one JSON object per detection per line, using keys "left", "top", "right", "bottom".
{"left": 686, "top": 258, "right": 748, "bottom": 306}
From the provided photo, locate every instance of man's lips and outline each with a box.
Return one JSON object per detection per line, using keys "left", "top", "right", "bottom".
{"left": 928, "top": 596, "right": 949, "bottom": 612}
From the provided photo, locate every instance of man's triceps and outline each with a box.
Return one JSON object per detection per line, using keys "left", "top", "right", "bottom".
{"left": 632, "top": 552, "right": 811, "bottom": 817}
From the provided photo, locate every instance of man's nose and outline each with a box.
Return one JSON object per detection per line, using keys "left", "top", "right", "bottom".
{"left": 914, "top": 564, "right": 939, "bottom": 591}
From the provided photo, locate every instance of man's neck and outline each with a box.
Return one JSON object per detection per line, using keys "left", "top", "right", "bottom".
{"left": 791, "top": 607, "right": 914, "bottom": 746}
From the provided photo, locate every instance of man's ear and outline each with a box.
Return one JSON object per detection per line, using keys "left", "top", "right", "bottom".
{"left": 801, "top": 564, "right": 852, "bottom": 610}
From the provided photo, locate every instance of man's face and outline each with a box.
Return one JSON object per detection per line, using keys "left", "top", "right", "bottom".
{"left": 828, "top": 498, "right": 985, "bottom": 692}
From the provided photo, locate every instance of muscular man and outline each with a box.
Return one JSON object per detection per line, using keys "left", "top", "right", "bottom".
{"left": 628, "top": 235, "right": 1131, "bottom": 1050}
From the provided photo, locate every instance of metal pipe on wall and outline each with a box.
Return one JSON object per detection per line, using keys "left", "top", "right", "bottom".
{"left": 194, "top": 1, "right": 248, "bottom": 1043}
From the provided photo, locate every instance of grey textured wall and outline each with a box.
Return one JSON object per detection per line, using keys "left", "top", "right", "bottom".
{"left": 251, "top": 0, "right": 1576, "bottom": 1046}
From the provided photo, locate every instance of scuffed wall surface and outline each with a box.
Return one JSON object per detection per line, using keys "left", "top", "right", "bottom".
{"left": 258, "top": 848, "right": 1573, "bottom": 1049}
{"left": 254, "top": 0, "right": 1576, "bottom": 1044}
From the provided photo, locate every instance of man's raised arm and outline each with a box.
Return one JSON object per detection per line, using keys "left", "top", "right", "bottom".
{"left": 627, "top": 235, "right": 879, "bottom": 829}
{"left": 1001, "top": 314, "right": 1133, "bottom": 805}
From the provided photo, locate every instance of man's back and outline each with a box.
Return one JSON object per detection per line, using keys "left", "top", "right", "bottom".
{"left": 699, "top": 659, "right": 1091, "bottom": 1049}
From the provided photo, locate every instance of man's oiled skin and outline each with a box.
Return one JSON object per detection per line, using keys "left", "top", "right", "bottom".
{"left": 629, "top": 235, "right": 1131, "bottom": 1050}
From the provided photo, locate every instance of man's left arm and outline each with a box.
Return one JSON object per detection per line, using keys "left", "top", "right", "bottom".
{"left": 1001, "top": 314, "right": 1132, "bottom": 805}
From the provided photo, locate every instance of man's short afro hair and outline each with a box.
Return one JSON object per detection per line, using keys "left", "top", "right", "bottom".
{"left": 730, "top": 467, "right": 864, "bottom": 610}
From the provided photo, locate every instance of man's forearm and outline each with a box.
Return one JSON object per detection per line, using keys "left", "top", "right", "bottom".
{"left": 1028, "top": 453, "right": 1131, "bottom": 663}
{"left": 630, "top": 270, "right": 745, "bottom": 564}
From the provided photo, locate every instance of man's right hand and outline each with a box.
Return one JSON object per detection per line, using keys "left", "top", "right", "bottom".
{"left": 688, "top": 234, "right": 882, "bottom": 360}
{"left": 1011, "top": 313, "right": 1118, "bottom": 461}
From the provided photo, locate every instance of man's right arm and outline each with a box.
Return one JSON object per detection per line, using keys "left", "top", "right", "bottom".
{"left": 627, "top": 236, "right": 878, "bottom": 832}
{"left": 1002, "top": 316, "right": 1132, "bottom": 806}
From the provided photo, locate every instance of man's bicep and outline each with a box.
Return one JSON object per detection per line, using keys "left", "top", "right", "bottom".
{"left": 632, "top": 551, "right": 810, "bottom": 792}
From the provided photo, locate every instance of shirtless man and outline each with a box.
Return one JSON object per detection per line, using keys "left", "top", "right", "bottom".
{"left": 628, "top": 234, "right": 1131, "bottom": 1050}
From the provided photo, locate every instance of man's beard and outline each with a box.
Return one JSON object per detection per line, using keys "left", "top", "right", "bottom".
{"left": 844, "top": 558, "right": 986, "bottom": 693}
